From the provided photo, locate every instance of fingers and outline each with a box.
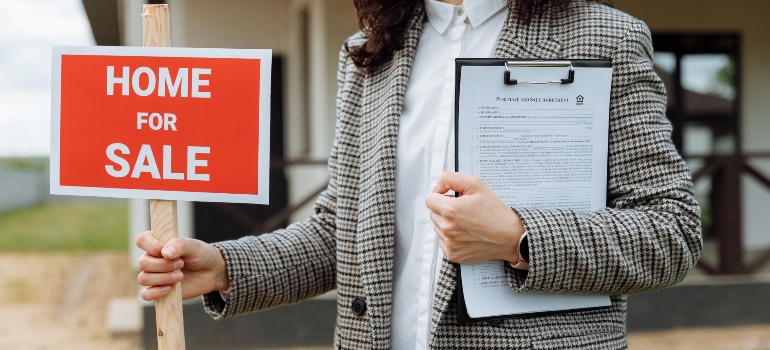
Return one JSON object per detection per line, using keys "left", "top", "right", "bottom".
{"left": 425, "top": 193, "right": 454, "bottom": 216}
{"left": 161, "top": 237, "right": 206, "bottom": 260}
{"left": 438, "top": 237, "right": 460, "bottom": 263}
{"left": 138, "top": 253, "right": 184, "bottom": 273}
{"left": 430, "top": 211, "right": 453, "bottom": 238}
{"left": 135, "top": 231, "right": 164, "bottom": 257}
{"left": 434, "top": 224, "right": 449, "bottom": 242}
{"left": 138, "top": 270, "right": 184, "bottom": 287}
{"left": 432, "top": 211, "right": 477, "bottom": 243}
{"left": 161, "top": 237, "right": 188, "bottom": 259}
{"left": 434, "top": 172, "right": 481, "bottom": 195}
{"left": 137, "top": 232, "right": 204, "bottom": 261}
{"left": 140, "top": 285, "right": 172, "bottom": 301}
{"left": 429, "top": 210, "right": 443, "bottom": 228}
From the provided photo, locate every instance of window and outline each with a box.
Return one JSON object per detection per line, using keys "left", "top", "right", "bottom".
{"left": 651, "top": 34, "right": 740, "bottom": 156}
{"left": 652, "top": 33, "right": 741, "bottom": 241}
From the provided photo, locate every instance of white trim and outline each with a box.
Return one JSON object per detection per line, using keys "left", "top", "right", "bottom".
{"left": 51, "top": 185, "right": 267, "bottom": 204}
{"left": 50, "top": 47, "right": 63, "bottom": 197}
{"left": 52, "top": 45, "right": 273, "bottom": 59}
{"left": 50, "top": 46, "right": 273, "bottom": 205}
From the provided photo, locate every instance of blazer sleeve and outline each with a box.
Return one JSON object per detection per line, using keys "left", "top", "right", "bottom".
{"left": 202, "top": 48, "right": 351, "bottom": 320}
{"left": 504, "top": 20, "right": 702, "bottom": 295}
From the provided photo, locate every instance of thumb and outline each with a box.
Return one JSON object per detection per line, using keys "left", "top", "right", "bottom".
{"left": 433, "top": 172, "right": 480, "bottom": 195}
{"left": 161, "top": 237, "right": 204, "bottom": 260}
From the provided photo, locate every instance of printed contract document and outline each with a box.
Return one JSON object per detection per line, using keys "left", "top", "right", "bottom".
{"left": 455, "top": 59, "right": 613, "bottom": 320}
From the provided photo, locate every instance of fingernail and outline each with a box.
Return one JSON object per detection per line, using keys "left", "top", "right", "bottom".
{"left": 174, "top": 260, "right": 184, "bottom": 269}
{"left": 162, "top": 246, "right": 177, "bottom": 258}
{"left": 173, "top": 272, "right": 183, "bottom": 282}
{"left": 162, "top": 285, "right": 172, "bottom": 294}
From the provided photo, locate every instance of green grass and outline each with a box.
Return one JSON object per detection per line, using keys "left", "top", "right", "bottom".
{"left": 0, "top": 202, "right": 128, "bottom": 251}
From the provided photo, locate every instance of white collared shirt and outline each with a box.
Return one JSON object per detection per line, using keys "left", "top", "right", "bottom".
{"left": 391, "top": 0, "right": 508, "bottom": 348}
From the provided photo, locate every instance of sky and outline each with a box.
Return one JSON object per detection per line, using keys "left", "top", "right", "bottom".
{"left": 0, "top": 0, "right": 94, "bottom": 157}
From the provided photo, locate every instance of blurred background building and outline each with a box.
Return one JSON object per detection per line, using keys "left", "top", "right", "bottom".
{"left": 0, "top": 0, "right": 769, "bottom": 349}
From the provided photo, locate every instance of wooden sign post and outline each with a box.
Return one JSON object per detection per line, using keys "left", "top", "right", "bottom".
{"left": 143, "top": 5, "right": 185, "bottom": 350}
{"left": 150, "top": 199, "right": 185, "bottom": 350}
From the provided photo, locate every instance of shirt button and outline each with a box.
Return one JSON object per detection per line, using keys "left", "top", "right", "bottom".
{"left": 351, "top": 298, "right": 367, "bottom": 316}
{"left": 457, "top": 7, "right": 464, "bottom": 15}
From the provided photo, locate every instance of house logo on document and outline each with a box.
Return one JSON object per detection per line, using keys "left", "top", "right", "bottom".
{"left": 576, "top": 95, "right": 585, "bottom": 105}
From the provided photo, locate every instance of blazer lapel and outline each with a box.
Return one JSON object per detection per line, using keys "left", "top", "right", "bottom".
{"left": 494, "top": 0, "right": 563, "bottom": 59}
{"left": 357, "top": 2, "right": 424, "bottom": 348}
{"left": 430, "top": 1, "right": 563, "bottom": 336}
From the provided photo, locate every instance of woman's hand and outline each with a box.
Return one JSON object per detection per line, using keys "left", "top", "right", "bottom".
{"left": 135, "top": 231, "right": 230, "bottom": 301}
{"left": 425, "top": 172, "right": 525, "bottom": 264}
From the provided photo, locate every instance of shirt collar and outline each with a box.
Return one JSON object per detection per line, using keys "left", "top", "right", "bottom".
{"left": 424, "top": 0, "right": 508, "bottom": 34}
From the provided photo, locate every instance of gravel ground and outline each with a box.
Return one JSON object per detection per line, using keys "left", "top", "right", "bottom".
{"left": 1, "top": 252, "right": 768, "bottom": 350}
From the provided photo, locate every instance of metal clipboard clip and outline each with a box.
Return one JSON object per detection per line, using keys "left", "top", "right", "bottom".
{"left": 503, "top": 60, "right": 575, "bottom": 85}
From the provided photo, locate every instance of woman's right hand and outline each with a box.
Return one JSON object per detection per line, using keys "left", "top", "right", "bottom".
{"left": 135, "top": 231, "right": 230, "bottom": 301}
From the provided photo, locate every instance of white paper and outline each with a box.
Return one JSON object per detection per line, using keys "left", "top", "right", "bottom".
{"left": 457, "top": 63, "right": 613, "bottom": 318}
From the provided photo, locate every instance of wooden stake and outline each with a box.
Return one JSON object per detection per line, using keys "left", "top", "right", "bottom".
{"left": 143, "top": 5, "right": 185, "bottom": 350}
{"left": 143, "top": 4, "right": 171, "bottom": 47}
{"left": 150, "top": 200, "right": 185, "bottom": 350}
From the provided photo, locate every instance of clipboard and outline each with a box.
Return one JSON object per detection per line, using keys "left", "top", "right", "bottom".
{"left": 453, "top": 58, "right": 614, "bottom": 323}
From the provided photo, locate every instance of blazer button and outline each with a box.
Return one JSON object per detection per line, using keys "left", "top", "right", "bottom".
{"left": 351, "top": 298, "right": 367, "bottom": 316}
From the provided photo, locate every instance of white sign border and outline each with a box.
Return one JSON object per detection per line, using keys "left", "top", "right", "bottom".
{"left": 50, "top": 46, "right": 273, "bottom": 204}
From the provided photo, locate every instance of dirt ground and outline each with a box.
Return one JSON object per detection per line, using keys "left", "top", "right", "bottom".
{"left": 627, "top": 326, "right": 770, "bottom": 350}
{"left": 0, "top": 252, "right": 769, "bottom": 350}
{"left": 0, "top": 252, "right": 140, "bottom": 350}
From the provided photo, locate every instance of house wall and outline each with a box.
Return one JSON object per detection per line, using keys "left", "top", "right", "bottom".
{"left": 165, "top": 0, "right": 290, "bottom": 53}
{"left": 284, "top": 0, "right": 358, "bottom": 221}
{"left": 614, "top": 0, "right": 770, "bottom": 249}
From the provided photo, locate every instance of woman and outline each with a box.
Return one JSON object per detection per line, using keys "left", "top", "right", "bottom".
{"left": 135, "top": 0, "right": 702, "bottom": 348}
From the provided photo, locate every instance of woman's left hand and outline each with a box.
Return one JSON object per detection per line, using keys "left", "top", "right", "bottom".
{"left": 425, "top": 172, "right": 525, "bottom": 264}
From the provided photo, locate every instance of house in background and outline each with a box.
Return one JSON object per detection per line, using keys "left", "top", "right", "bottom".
{"left": 81, "top": 0, "right": 770, "bottom": 348}
{"left": 616, "top": 0, "right": 770, "bottom": 275}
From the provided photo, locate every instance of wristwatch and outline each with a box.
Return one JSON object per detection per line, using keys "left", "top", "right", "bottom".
{"left": 509, "top": 231, "right": 529, "bottom": 270}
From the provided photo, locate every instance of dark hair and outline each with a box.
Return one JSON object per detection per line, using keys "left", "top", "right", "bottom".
{"left": 346, "top": 0, "right": 612, "bottom": 74}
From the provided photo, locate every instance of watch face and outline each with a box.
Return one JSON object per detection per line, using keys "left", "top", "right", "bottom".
{"left": 520, "top": 236, "right": 530, "bottom": 262}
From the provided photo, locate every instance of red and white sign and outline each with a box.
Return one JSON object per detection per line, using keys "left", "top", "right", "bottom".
{"left": 51, "top": 46, "right": 272, "bottom": 204}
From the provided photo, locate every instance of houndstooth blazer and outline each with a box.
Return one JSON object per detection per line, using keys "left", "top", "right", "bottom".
{"left": 203, "top": 1, "right": 702, "bottom": 349}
